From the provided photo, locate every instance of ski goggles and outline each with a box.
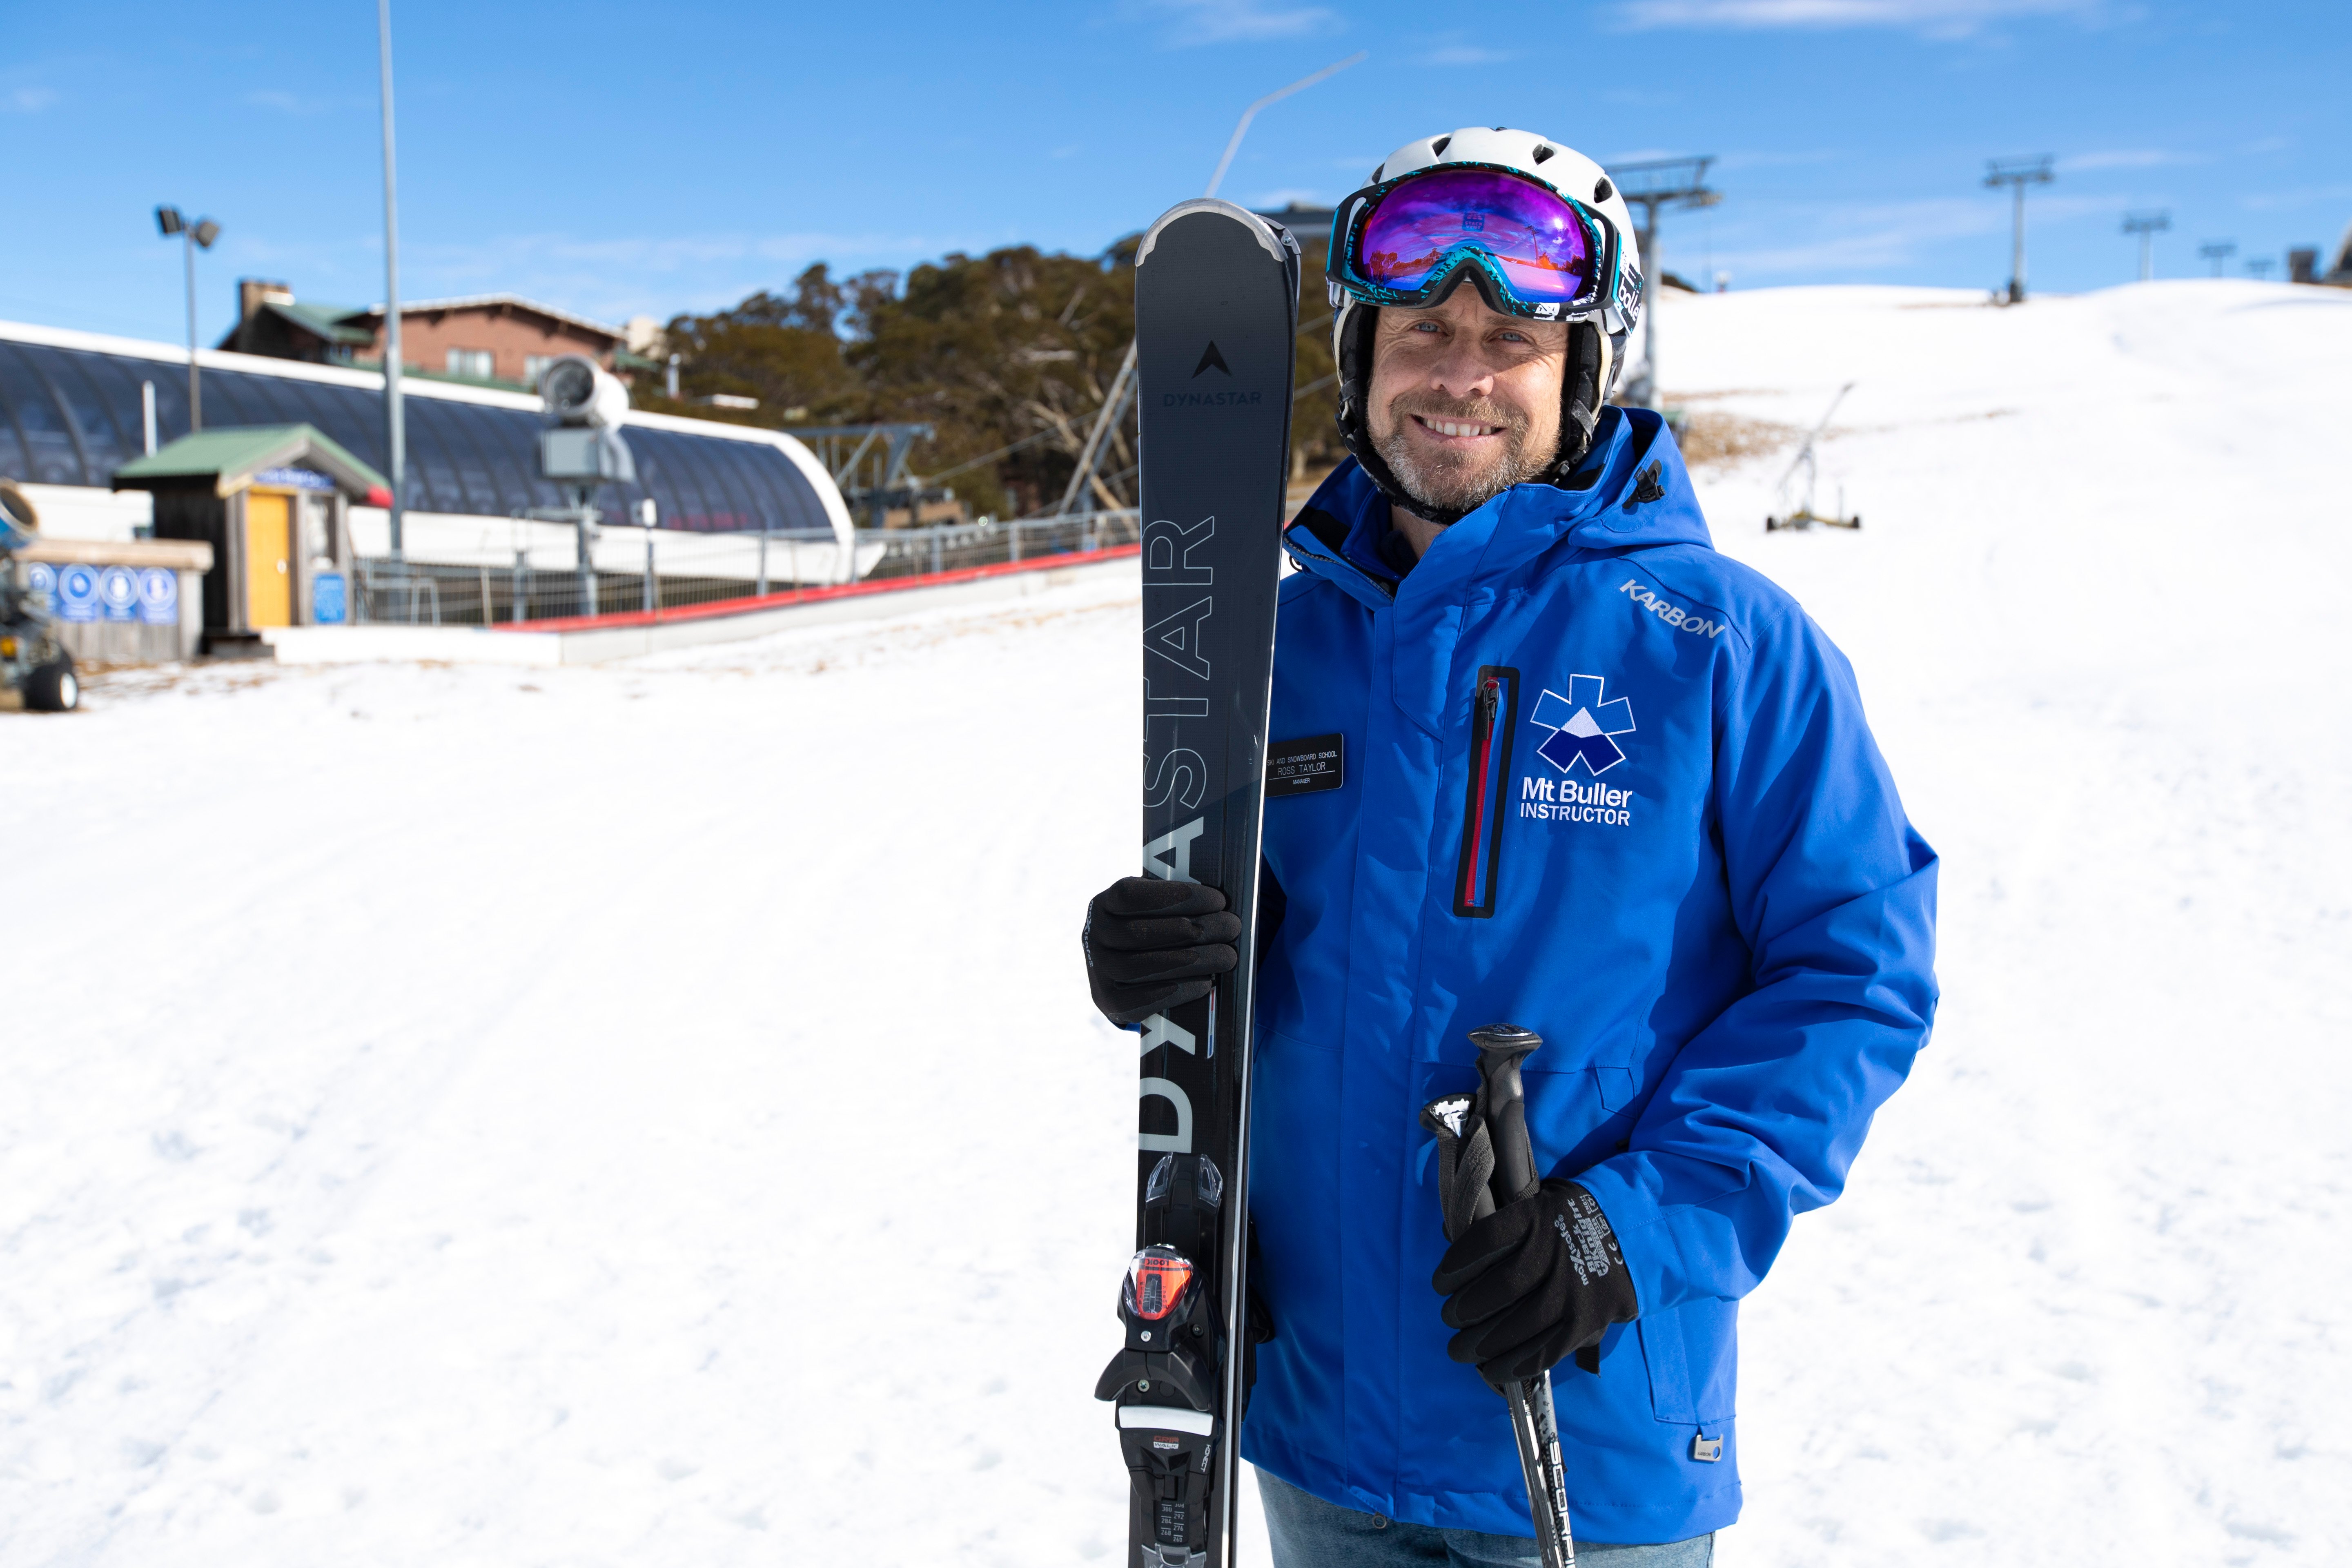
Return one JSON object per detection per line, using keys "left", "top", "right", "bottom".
{"left": 1327, "top": 166, "right": 1627, "bottom": 324}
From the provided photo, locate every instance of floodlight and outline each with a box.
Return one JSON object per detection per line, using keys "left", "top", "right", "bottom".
{"left": 156, "top": 203, "right": 221, "bottom": 428}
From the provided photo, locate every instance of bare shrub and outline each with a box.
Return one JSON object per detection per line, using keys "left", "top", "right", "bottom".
{"left": 1675, "top": 412, "right": 1801, "bottom": 473}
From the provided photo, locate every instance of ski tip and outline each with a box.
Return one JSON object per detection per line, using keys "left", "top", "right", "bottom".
{"left": 1138, "top": 199, "right": 1291, "bottom": 269}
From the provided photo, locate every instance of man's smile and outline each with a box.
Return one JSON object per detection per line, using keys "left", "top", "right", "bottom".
{"left": 1410, "top": 413, "right": 1508, "bottom": 443}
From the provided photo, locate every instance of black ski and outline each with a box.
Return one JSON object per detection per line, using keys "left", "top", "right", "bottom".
{"left": 1092, "top": 198, "right": 1299, "bottom": 1568}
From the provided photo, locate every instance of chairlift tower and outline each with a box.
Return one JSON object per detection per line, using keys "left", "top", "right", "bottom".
{"left": 1985, "top": 157, "right": 2055, "bottom": 304}
{"left": 1608, "top": 156, "right": 1720, "bottom": 411}
{"left": 2244, "top": 255, "right": 2274, "bottom": 281}
{"left": 2122, "top": 210, "right": 2170, "bottom": 283}
{"left": 2199, "top": 240, "right": 2238, "bottom": 277}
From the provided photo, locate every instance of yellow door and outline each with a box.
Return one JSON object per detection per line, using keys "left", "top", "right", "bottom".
{"left": 245, "top": 492, "right": 293, "bottom": 628}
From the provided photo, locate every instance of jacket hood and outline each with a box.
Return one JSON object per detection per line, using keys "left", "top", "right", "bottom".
{"left": 1284, "top": 405, "right": 1712, "bottom": 607}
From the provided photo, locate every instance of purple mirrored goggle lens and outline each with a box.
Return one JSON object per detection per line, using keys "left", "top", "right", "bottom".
{"left": 1352, "top": 168, "right": 1597, "bottom": 305}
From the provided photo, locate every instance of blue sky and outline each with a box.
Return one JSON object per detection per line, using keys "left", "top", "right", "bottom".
{"left": 6, "top": 0, "right": 2348, "bottom": 345}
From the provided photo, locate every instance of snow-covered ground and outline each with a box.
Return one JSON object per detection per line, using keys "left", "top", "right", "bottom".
{"left": 4, "top": 280, "right": 2348, "bottom": 1565}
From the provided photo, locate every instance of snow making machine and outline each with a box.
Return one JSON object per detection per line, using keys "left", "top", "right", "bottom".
{"left": 0, "top": 481, "right": 78, "bottom": 713}
{"left": 1764, "top": 383, "right": 1862, "bottom": 534}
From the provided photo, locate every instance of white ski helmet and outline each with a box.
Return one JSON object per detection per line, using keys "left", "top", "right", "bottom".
{"left": 1324, "top": 127, "right": 1645, "bottom": 522}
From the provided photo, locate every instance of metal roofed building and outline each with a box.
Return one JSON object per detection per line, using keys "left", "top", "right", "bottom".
{"left": 218, "top": 283, "right": 648, "bottom": 386}
{"left": 0, "top": 318, "right": 856, "bottom": 573}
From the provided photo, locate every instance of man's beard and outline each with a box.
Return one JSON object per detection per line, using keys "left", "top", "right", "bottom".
{"left": 1371, "top": 389, "right": 1557, "bottom": 519}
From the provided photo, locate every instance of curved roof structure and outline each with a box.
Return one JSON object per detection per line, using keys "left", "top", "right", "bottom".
{"left": 0, "top": 321, "right": 850, "bottom": 544}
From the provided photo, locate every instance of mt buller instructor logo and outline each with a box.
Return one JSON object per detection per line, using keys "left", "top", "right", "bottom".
{"left": 1530, "top": 676, "right": 1634, "bottom": 776}
{"left": 1522, "top": 676, "right": 1637, "bottom": 829}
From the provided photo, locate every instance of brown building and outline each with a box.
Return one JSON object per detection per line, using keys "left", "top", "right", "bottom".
{"left": 219, "top": 281, "right": 651, "bottom": 388}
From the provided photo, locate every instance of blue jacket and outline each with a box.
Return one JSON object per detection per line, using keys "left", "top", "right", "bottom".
{"left": 1239, "top": 408, "right": 1938, "bottom": 1544}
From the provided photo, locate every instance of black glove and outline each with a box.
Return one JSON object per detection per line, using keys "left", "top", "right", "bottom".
{"left": 1082, "top": 877, "right": 1241, "bottom": 1027}
{"left": 1432, "top": 1180, "right": 1639, "bottom": 1387}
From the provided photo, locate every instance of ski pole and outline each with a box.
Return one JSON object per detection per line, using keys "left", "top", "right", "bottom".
{"left": 1470, "top": 1024, "right": 1578, "bottom": 1568}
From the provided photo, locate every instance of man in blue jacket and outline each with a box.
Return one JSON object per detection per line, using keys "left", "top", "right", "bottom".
{"left": 1084, "top": 127, "right": 1938, "bottom": 1566}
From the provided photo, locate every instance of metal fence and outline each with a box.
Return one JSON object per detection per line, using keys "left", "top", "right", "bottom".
{"left": 860, "top": 510, "right": 1140, "bottom": 583}
{"left": 355, "top": 557, "right": 788, "bottom": 626}
{"left": 351, "top": 510, "right": 1141, "bottom": 628}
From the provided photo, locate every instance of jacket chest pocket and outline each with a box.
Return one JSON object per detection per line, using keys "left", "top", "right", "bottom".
{"left": 1451, "top": 665, "right": 1519, "bottom": 918}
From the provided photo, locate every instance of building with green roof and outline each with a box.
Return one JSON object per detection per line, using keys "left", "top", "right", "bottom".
{"left": 114, "top": 425, "right": 388, "bottom": 646}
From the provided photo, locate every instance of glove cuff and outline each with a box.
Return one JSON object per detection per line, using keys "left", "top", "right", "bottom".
{"left": 1552, "top": 1181, "right": 1638, "bottom": 1319}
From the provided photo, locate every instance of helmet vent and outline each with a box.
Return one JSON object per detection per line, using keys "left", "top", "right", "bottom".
{"left": 1533, "top": 145, "right": 1557, "bottom": 165}
{"left": 1431, "top": 135, "right": 1452, "bottom": 157}
{"left": 1593, "top": 177, "right": 1614, "bottom": 203}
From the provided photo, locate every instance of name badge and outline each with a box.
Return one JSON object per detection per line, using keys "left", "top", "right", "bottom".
{"left": 1267, "top": 734, "right": 1344, "bottom": 796}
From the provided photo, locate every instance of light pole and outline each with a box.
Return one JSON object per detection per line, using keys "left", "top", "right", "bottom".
{"left": 2199, "top": 240, "right": 2237, "bottom": 278}
{"left": 1055, "top": 51, "right": 1365, "bottom": 517}
{"left": 1202, "top": 51, "right": 1367, "bottom": 203}
{"left": 154, "top": 206, "right": 221, "bottom": 430}
{"left": 1609, "top": 156, "right": 1721, "bottom": 410}
{"left": 378, "top": 0, "right": 407, "bottom": 560}
{"left": 2122, "top": 210, "right": 2169, "bottom": 283}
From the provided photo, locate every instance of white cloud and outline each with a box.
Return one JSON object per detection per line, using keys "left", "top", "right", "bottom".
{"left": 1703, "top": 190, "right": 2118, "bottom": 277}
{"left": 6, "top": 86, "right": 60, "bottom": 113}
{"left": 1713, "top": 148, "right": 1844, "bottom": 172}
{"left": 1427, "top": 43, "right": 1515, "bottom": 64}
{"left": 2060, "top": 149, "right": 2205, "bottom": 172}
{"left": 1136, "top": 0, "right": 1341, "bottom": 45}
{"left": 2237, "top": 183, "right": 2352, "bottom": 214}
{"left": 1617, "top": 0, "right": 2100, "bottom": 33}
{"left": 246, "top": 89, "right": 326, "bottom": 115}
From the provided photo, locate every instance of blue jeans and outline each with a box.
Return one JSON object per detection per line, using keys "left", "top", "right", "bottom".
{"left": 1259, "top": 1470, "right": 1715, "bottom": 1568}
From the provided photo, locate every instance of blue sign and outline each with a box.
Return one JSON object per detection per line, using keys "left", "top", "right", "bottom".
{"left": 138, "top": 567, "right": 178, "bottom": 625}
{"left": 100, "top": 565, "right": 138, "bottom": 622}
{"left": 312, "top": 570, "right": 347, "bottom": 624}
{"left": 254, "top": 466, "right": 338, "bottom": 492}
{"left": 55, "top": 563, "right": 100, "bottom": 623}
{"left": 24, "top": 561, "right": 56, "bottom": 612}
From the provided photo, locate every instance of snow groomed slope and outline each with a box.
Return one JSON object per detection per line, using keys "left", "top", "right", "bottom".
{"left": 2, "top": 280, "right": 2346, "bottom": 1565}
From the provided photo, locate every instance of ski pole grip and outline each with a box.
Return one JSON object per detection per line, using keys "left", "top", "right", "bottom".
{"left": 1420, "top": 1095, "right": 1496, "bottom": 1243}
{"left": 1470, "top": 1023, "right": 1544, "bottom": 1206}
